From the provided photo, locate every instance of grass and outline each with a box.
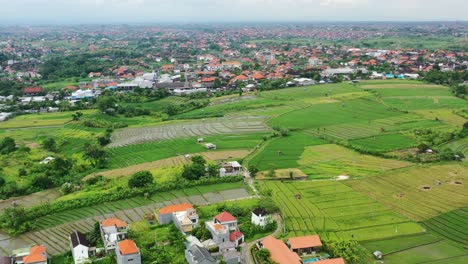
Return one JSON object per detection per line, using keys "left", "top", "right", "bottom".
{"left": 381, "top": 240, "right": 467, "bottom": 264}
{"left": 346, "top": 164, "right": 468, "bottom": 221}
{"left": 414, "top": 109, "right": 468, "bottom": 127}
{"left": 422, "top": 208, "right": 468, "bottom": 246}
{"left": 269, "top": 98, "right": 402, "bottom": 130}
{"left": 34, "top": 181, "right": 245, "bottom": 229}
{"left": 440, "top": 137, "right": 468, "bottom": 160}
{"left": 260, "top": 180, "right": 425, "bottom": 241}
{"left": 297, "top": 144, "right": 412, "bottom": 179}
{"left": 348, "top": 133, "right": 417, "bottom": 152}
{"left": 362, "top": 233, "right": 442, "bottom": 254}
{"left": 248, "top": 133, "right": 326, "bottom": 171}
{"left": 107, "top": 132, "right": 267, "bottom": 169}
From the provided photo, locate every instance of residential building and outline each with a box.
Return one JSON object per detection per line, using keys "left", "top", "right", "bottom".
{"left": 260, "top": 236, "right": 301, "bottom": 264}
{"left": 70, "top": 230, "right": 95, "bottom": 264}
{"left": 23, "top": 87, "right": 43, "bottom": 96}
{"left": 251, "top": 207, "right": 273, "bottom": 227}
{"left": 214, "top": 212, "right": 238, "bottom": 230}
{"left": 288, "top": 235, "right": 323, "bottom": 255}
{"left": 100, "top": 218, "right": 129, "bottom": 252}
{"left": 206, "top": 212, "right": 244, "bottom": 248}
{"left": 219, "top": 161, "right": 243, "bottom": 177}
{"left": 11, "top": 245, "right": 48, "bottom": 264}
{"left": 158, "top": 203, "right": 199, "bottom": 232}
{"left": 185, "top": 244, "right": 216, "bottom": 264}
{"left": 116, "top": 239, "right": 141, "bottom": 264}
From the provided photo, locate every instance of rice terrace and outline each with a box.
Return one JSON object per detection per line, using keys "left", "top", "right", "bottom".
{"left": 0, "top": 79, "right": 466, "bottom": 264}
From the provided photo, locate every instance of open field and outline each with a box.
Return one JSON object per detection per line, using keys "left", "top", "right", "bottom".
{"left": 414, "top": 109, "right": 468, "bottom": 127}
{"left": 383, "top": 97, "right": 467, "bottom": 111}
{"left": 256, "top": 168, "right": 307, "bottom": 180}
{"left": 107, "top": 132, "right": 267, "bottom": 168}
{"left": 260, "top": 180, "right": 425, "bottom": 241}
{"left": 248, "top": 133, "right": 326, "bottom": 171}
{"left": 0, "top": 184, "right": 251, "bottom": 255}
{"left": 346, "top": 164, "right": 468, "bottom": 221}
{"left": 348, "top": 133, "right": 416, "bottom": 152}
{"left": 109, "top": 116, "right": 270, "bottom": 147}
{"left": 297, "top": 144, "right": 412, "bottom": 179}
{"left": 422, "top": 208, "right": 468, "bottom": 246}
{"left": 85, "top": 150, "right": 249, "bottom": 180}
{"left": 269, "top": 98, "right": 402, "bottom": 130}
{"left": 441, "top": 137, "right": 468, "bottom": 160}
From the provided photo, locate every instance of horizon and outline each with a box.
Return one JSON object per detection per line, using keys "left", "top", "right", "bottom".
{"left": 1, "top": 0, "right": 467, "bottom": 25}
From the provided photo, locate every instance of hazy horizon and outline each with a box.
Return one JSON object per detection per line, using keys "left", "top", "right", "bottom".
{"left": 0, "top": 0, "right": 467, "bottom": 25}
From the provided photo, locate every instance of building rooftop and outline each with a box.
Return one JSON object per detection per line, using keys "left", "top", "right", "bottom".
{"left": 159, "top": 203, "right": 193, "bottom": 214}
{"left": 215, "top": 211, "right": 236, "bottom": 223}
{"left": 262, "top": 236, "right": 301, "bottom": 264}
{"left": 288, "top": 235, "right": 322, "bottom": 249}
{"left": 101, "top": 217, "right": 128, "bottom": 228}
{"left": 118, "top": 239, "right": 139, "bottom": 255}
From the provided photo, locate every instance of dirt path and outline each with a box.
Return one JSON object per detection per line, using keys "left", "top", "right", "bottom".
{"left": 0, "top": 188, "right": 252, "bottom": 256}
{"left": 240, "top": 214, "right": 283, "bottom": 264}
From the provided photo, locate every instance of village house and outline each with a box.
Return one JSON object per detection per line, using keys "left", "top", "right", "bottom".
{"left": 219, "top": 161, "right": 243, "bottom": 177}
{"left": 115, "top": 239, "right": 141, "bottom": 264}
{"left": 70, "top": 230, "right": 95, "bottom": 264}
{"left": 251, "top": 207, "right": 273, "bottom": 227}
{"left": 288, "top": 235, "right": 323, "bottom": 255}
{"left": 11, "top": 245, "right": 48, "bottom": 264}
{"left": 157, "top": 203, "right": 199, "bottom": 232}
{"left": 23, "top": 87, "right": 43, "bottom": 96}
{"left": 260, "top": 236, "right": 301, "bottom": 264}
{"left": 100, "top": 218, "right": 129, "bottom": 252}
{"left": 205, "top": 211, "right": 244, "bottom": 261}
{"left": 185, "top": 244, "right": 217, "bottom": 264}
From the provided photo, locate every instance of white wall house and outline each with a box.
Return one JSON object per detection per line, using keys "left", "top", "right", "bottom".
{"left": 70, "top": 230, "right": 94, "bottom": 264}
{"left": 251, "top": 208, "right": 273, "bottom": 228}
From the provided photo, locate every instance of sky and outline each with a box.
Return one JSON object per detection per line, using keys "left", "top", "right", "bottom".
{"left": 0, "top": 0, "right": 466, "bottom": 24}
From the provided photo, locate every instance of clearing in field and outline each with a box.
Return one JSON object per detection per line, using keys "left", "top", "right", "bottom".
{"left": 346, "top": 164, "right": 468, "bottom": 222}
{"left": 248, "top": 133, "right": 326, "bottom": 171}
{"left": 260, "top": 180, "right": 425, "bottom": 241}
{"left": 297, "top": 144, "right": 412, "bottom": 179}
{"left": 85, "top": 150, "right": 249, "bottom": 180}
{"left": 109, "top": 116, "right": 269, "bottom": 147}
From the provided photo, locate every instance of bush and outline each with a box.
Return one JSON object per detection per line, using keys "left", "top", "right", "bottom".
{"left": 128, "top": 171, "right": 154, "bottom": 188}
{"left": 0, "top": 137, "right": 16, "bottom": 155}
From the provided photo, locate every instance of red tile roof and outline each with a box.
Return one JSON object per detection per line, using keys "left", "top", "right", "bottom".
{"left": 215, "top": 211, "right": 236, "bottom": 223}
{"left": 288, "top": 235, "right": 322, "bottom": 249}
{"left": 262, "top": 236, "right": 301, "bottom": 264}
{"left": 230, "top": 230, "right": 243, "bottom": 242}
{"left": 101, "top": 217, "right": 128, "bottom": 228}
{"left": 118, "top": 239, "right": 139, "bottom": 255}
{"left": 23, "top": 245, "right": 47, "bottom": 264}
{"left": 23, "top": 87, "right": 43, "bottom": 94}
{"left": 315, "top": 258, "right": 345, "bottom": 264}
{"left": 159, "top": 203, "right": 193, "bottom": 214}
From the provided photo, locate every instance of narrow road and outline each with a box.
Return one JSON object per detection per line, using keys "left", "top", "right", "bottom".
{"left": 241, "top": 214, "right": 283, "bottom": 264}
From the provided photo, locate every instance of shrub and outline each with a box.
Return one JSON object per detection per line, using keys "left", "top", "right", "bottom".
{"left": 128, "top": 171, "right": 154, "bottom": 188}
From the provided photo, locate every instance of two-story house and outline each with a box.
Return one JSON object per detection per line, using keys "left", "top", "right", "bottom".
{"left": 115, "top": 239, "right": 141, "bottom": 264}
{"left": 70, "top": 230, "right": 95, "bottom": 264}
{"left": 100, "top": 218, "right": 129, "bottom": 252}
{"left": 158, "top": 203, "right": 199, "bottom": 232}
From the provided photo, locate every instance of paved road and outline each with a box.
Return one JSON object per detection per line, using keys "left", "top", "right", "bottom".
{"left": 241, "top": 214, "right": 283, "bottom": 264}
{"left": 0, "top": 188, "right": 252, "bottom": 256}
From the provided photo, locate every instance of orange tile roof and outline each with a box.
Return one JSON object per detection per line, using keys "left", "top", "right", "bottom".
{"left": 288, "top": 235, "right": 322, "bottom": 249}
{"left": 315, "top": 258, "right": 345, "bottom": 264}
{"left": 118, "top": 239, "right": 139, "bottom": 255}
{"left": 101, "top": 217, "right": 128, "bottom": 228}
{"left": 262, "top": 236, "right": 301, "bottom": 264}
{"left": 159, "top": 203, "right": 193, "bottom": 214}
{"left": 23, "top": 245, "right": 47, "bottom": 264}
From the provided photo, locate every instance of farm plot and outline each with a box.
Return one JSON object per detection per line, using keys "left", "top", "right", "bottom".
{"left": 107, "top": 132, "right": 267, "bottom": 168}
{"left": 441, "top": 137, "right": 468, "bottom": 160}
{"left": 0, "top": 185, "right": 250, "bottom": 256}
{"left": 414, "top": 109, "right": 468, "bottom": 127}
{"left": 346, "top": 164, "right": 468, "bottom": 222}
{"left": 297, "top": 144, "right": 412, "bottom": 179}
{"left": 261, "top": 180, "right": 424, "bottom": 241}
{"left": 308, "top": 113, "right": 447, "bottom": 142}
{"left": 109, "top": 116, "right": 269, "bottom": 147}
{"left": 422, "top": 208, "right": 468, "bottom": 246}
{"left": 85, "top": 150, "right": 249, "bottom": 180}
{"left": 269, "top": 98, "right": 402, "bottom": 131}
{"left": 383, "top": 97, "right": 467, "bottom": 111}
{"left": 248, "top": 133, "right": 326, "bottom": 171}
{"left": 348, "top": 133, "right": 416, "bottom": 152}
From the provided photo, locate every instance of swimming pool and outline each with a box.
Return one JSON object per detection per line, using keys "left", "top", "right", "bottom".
{"left": 303, "top": 257, "right": 321, "bottom": 263}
